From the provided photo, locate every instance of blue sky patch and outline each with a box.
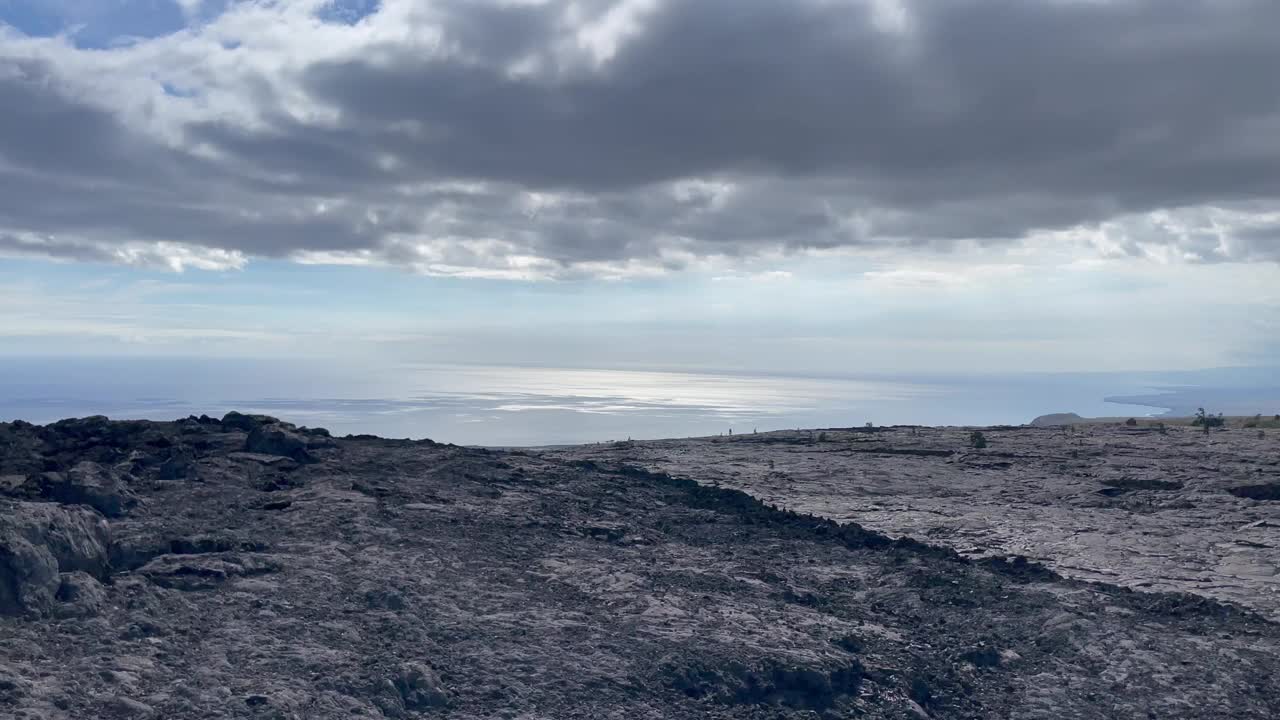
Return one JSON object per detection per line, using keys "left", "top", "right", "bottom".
{"left": 0, "top": 0, "right": 187, "bottom": 47}
{"left": 316, "top": 0, "right": 380, "bottom": 26}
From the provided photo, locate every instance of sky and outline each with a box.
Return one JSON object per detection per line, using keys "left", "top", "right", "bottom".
{"left": 1, "top": 0, "right": 1278, "bottom": 376}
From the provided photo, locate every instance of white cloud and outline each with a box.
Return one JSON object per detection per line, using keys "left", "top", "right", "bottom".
{"left": 0, "top": 0, "right": 1278, "bottom": 278}
{"left": 0, "top": 233, "right": 247, "bottom": 272}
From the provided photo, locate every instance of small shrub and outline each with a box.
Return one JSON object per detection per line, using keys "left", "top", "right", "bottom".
{"left": 817, "top": 432, "right": 827, "bottom": 442}
{"left": 1193, "top": 408, "right": 1225, "bottom": 433}
{"left": 1125, "top": 418, "right": 1138, "bottom": 427}
{"left": 969, "top": 431, "right": 988, "bottom": 449}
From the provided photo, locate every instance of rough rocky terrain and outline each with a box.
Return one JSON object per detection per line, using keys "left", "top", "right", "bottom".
{"left": 552, "top": 424, "right": 1280, "bottom": 619}
{"left": 2, "top": 415, "right": 1279, "bottom": 719}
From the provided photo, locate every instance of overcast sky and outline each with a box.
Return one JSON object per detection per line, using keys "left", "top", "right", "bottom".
{"left": 1, "top": 0, "right": 1277, "bottom": 374}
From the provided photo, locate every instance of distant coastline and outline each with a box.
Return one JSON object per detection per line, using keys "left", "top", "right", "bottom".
{"left": 1102, "top": 392, "right": 1178, "bottom": 416}
{"left": 1105, "top": 385, "right": 1280, "bottom": 418}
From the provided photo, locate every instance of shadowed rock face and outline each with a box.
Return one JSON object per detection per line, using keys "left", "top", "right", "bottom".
{"left": 1229, "top": 483, "right": 1280, "bottom": 501}
{"left": 0, "top": 416, "right": 1278, "bottom": 718}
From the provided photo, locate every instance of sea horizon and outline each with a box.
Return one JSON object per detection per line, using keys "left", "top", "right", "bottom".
{"left": 3, "top": 356, "right": 1275, "bottom": 447}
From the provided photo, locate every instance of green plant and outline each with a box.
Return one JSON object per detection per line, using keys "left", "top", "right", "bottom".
{"left": 1193, "top": 408, "right": 1225, "bottom": 433}
{"left": 817, "top": 432, "right": 827, "bottom": 442}
{"left": 969, "top": 430, "right": 988, "bottom": 449}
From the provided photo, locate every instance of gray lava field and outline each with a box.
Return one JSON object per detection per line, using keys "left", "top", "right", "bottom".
{"left": 2, "top": 415, "right": 1278, "bottom": 718}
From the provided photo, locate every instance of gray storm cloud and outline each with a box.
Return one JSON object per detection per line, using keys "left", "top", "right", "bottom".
{"left": 1, "top": 0, "right": 1278, "bottom": 275}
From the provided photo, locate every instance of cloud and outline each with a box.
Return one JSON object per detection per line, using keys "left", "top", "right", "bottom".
{"left": 0, "top": 233, "right": 247, "bottom": 272}
{"left": 1084, "top": 207, "right": 1280, "bottom": 263}
{"left": 0, "top": 0, "right": 1278, "bottom": 277}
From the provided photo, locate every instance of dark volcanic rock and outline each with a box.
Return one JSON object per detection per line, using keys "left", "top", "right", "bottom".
{"left": 359, "top": 582, "right": 406, "bottom": 611}
{"left": 54, "top": 571, "right": 108, "bottom": 617}
{"left": 34, "top": 461, "right": 138, "bottom": 518}
{"left": 156, "top": 449, "right": 196, "bottom": 480}
{"left": 1101, "top": 476, "right": 1184, "bottom": 491}
{"left": 670, "top": 659, "right": 863, "bottom": 710}
{"left": 0, "top": 664, "right": 30, "bottom": 704}
{"left": 0, "top": 530, "right": 57, "bottom": 616}
{"left": 375, "top": 662, "right": 450, "bottom": 716}
{"left": 109, "top": 531, "right": 268, "bottom": 572}
{"left": 136, "top": 553, "right": 280, "bottom": 591}
{"left": 0, "top": 501, "right": 110, "bottom": 616}
{"left": 1228, "top": 483, "right": 1280, "bottom": 501}
{"left": 220, "top": 411, "right": 279, "bottom": 433}
{"left": 245, "top": 425, "right": 318, "bottom": 464}
{"left": 37, "top": 417, "right": 171, "bottom": 465}
{"left": 4, "top": 502, "right": 111, "bottom": 578}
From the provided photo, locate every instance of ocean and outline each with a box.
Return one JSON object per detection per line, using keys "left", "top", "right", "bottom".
{"left": 0, "top": 357, "right": 1274, "bottom": 446}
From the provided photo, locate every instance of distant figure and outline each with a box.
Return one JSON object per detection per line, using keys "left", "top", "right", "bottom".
{"left": 728, "top": 428, "right": 732, "bottom": 436}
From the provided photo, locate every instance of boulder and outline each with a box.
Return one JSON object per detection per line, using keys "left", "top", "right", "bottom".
{"left": 55, "top": 571, "right": 108, "bottom": 617}
{"left": 372, "top": 663, "right": 449, "bottom": 717}
{"left": 358, "top": 581, "right": 406, "bottom": 611}
{"left": 6, "top": 501, "right": 111, "bottom": 577}
{"left": 300, "top": 426, "right": 337, "bottom": 448}
{"left": 0, "top": 474, "right": 33, "bottom": 497}
{"left": 395, "top": 663, "right": 449, "bottom": 711}
{"left": 0, "top": 663, "right": 31, "bottom": 704}
{"left": 245, "top": 426, "right": 317, "bottom": 464}
{"left": 137, "top": 553, "right": 279, "bottom": 591}
{"left": 38, "top": 417, "right": 161, "bottom": 460}
{"left": 220, "top": 412, "right": 280, "bottom": 433}
{"left": 0, "top": 534, "right": 58, "bottom": 616}
{"left": 0, "top": 423, "right": 44, "bottom": 476}
{"left": 41, "top": 415, "right": 113, "bottom": 442}
{"left": 0, "top": 501, "right": 110, "bottom": 616}
{"left": 34, "top": 461, "right": 138, "bottom": 518}
{"left": 157, "top": 450, "right": 196, "bottom": 481}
